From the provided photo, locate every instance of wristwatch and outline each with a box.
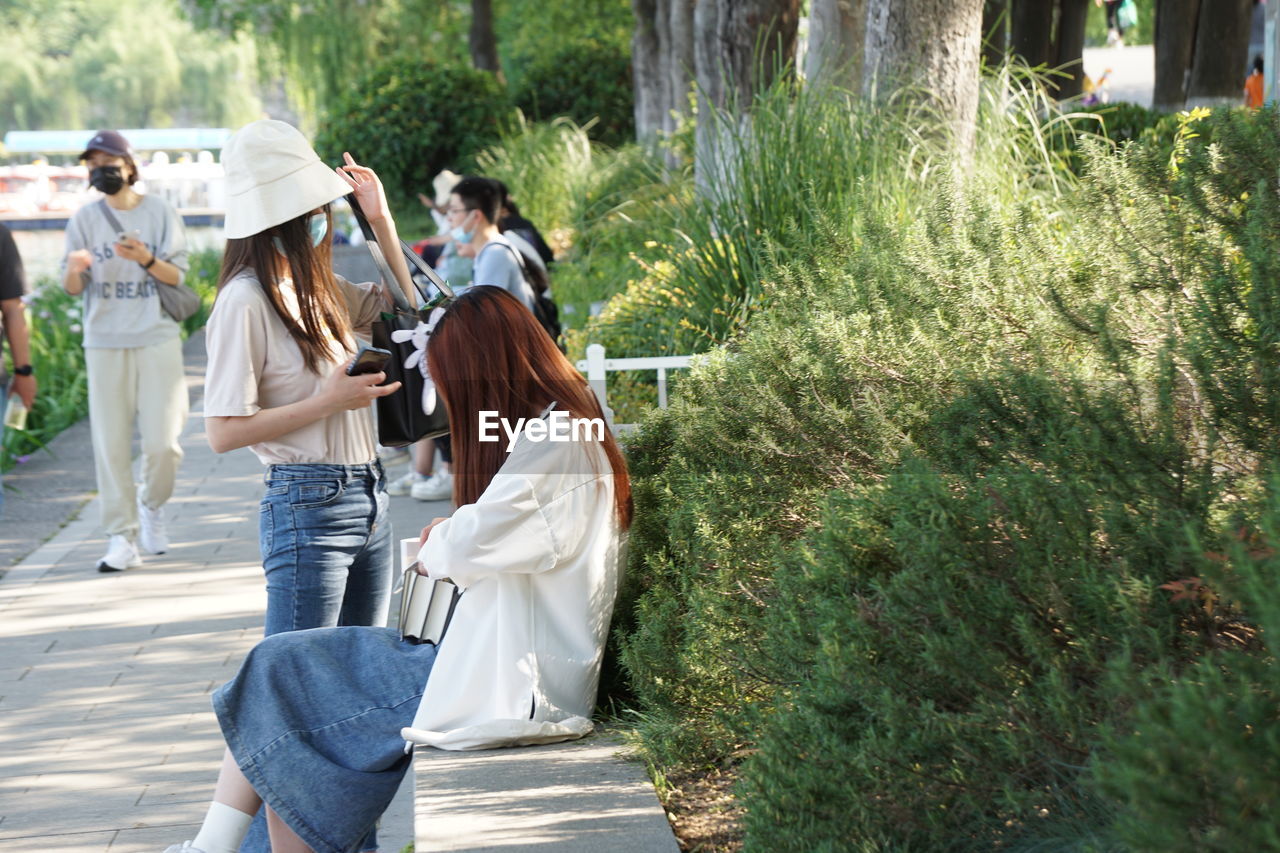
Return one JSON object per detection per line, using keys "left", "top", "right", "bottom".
{"left": 142, "top": 254, "right": 158, "bottom": 270}
{"left": 13, "top": 365, "right": 33, "bottom": 376}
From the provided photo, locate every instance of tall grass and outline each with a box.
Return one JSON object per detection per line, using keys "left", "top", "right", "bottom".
{"left": 474, "top": 114, "right": 673, "bottom": 326}
{"left": 580, "top": 64, "right": 1094, "bottom": 365}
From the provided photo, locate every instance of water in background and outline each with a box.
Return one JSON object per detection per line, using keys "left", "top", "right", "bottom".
{"left": 10, "top": 226, "right": 227, "bottom": 287}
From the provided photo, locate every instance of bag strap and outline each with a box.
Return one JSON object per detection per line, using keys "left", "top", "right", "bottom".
{"left": 482, "top": 239, "right": 533, "bottom": 281}
{"left": 346, "top": 191, "right": 453, "bottom": 311}
{"left": 96, "top": 199, "right": 125, "bottom": 235}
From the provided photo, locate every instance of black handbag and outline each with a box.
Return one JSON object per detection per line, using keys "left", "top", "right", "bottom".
{"left": 346, "top": 193, "right": 454, "bottom": 447}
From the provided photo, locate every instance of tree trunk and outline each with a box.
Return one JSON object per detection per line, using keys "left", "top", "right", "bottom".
{"left": 806, "top": 0, "right": 867, "bottom": 89}
{"left": 1187, "top": 0, "right": 1254, "bottom": 105}
{"left": 982, "top": 0, "right": 1011, "bottom": 69}
{"left": 1154, "top": 0, "right": 1202, "bottom": 110}
{"left": 469, "top": 0, "right": 504, "bottom": 83}
{"left": 663, "top": 0, "right": 696, "bottom": 143}
{"left": 632, "top": 0, "right": 665, "bottom": 141}
{"left": 1010, "top": 0, "right": 1054, "bottom": 68}
{"left": 1053, "top": 0, "right": 1089, "bottom": 99}
{"left": 864, "top": 0, "right": 984, "bottom": 154}
{"left": 693, "top": 0, "right": 801, "bottom": 193}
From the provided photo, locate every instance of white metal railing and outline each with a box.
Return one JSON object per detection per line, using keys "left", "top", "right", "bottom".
{"left": 575, "top": 343, "right": 693, "bottom": 433}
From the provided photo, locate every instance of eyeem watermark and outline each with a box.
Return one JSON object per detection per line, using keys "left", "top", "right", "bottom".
{"left": 478, "top": 410, "right": 606, "bottom": 452}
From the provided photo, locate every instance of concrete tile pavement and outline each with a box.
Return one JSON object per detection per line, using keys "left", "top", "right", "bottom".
{"left": 0, "top": 331, "right": 419, "bottom": 851}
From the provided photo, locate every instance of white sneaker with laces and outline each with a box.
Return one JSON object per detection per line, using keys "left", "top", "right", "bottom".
{"left": 386, "top": 470, "right": 423, "bottom": 496}
{"left": 377, "top": 443, "right": 410, "bottom": 464}
{"left": 162, "top": 843, "right": 207, "bottom": 853}
{"left": 411, "top": 470, "right": 453, "bottom": 502}
{"left": 138, "top": 500, "right": 169, "bottom": 554}
{"left": 98, "top": 534, "right": 141, "bottom": 572}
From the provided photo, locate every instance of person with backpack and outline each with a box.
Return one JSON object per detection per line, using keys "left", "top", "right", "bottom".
{"left": 448, "top": 177, "right": 537, "bottom": 312}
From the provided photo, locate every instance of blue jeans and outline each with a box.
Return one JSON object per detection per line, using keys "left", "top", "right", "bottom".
{"left": 243, "top": 461, "right": 393, "bottom": 851}
{"left": 259, "top": 461, "right": 394, "bottom": 636}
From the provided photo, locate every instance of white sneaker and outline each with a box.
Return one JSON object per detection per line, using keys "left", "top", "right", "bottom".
{"left": 138, "top": 500, "right": 169, "bottom": 554}
{"left": 98, "top": 535, "right": 141, "bottom": 572}
{"left": 386, "top": 470, "right": 423, "bottom": 496}
{"left": 377, "top": 443, "right": 410, "bottom": 464}
{"left": 163, "top": 843, "right": 207, "bottom": 853}
{"left": 411, "top": 470, "right": 453, "bottom": 502}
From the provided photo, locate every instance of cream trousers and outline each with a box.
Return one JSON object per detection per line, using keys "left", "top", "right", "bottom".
{"left": 85, "top": 336, "right": 189, "bottom": 538}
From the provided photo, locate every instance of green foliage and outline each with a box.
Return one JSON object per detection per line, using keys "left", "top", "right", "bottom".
{"left": 473, "top": 115, "right": 670, "bottom": 329}
{"left": 185, "top": 0, "right": 468, "bottom": 122}
{"left": 512, "top": 37, "right": 635, "bottom": 147}
{"left": 1, "top": 249, "right": 221, "bottom": 473}
{"left": 611, "top": 83, "right": 1280, "bottom": 850}
{"left": 1095, "top": 481, "right": 1280, "bottom": 852}
{"left": 0, "top": 0, "right": 262, "bottom": 133}
{"left": 316, "top": 58, "right": 512, "bottom": 211}
{"left": 1085, "top": 0, "right": 1154, "bottom": 46}
{"left": 583, "top": 64, "right": 1084, "bottom": 362}
{"left": 185, "top": 0, "right": 631, "bottom": 129}
{"left": 1073, "top": 102, "right": 1164, "bottom": 144}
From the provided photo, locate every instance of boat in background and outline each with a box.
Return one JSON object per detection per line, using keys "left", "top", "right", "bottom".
{"left": 1, "top": 127, "right": 231, "bottom": 230}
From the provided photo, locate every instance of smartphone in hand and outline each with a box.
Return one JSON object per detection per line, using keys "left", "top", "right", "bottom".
{"left": 347, "top": 345, "right": 393, "bottom": 376}
{"left": 117, "top": 229, "right": 142, "bottom": 244}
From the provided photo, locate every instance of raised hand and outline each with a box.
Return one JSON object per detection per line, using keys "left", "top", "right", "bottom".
{"left": 335, "top": 152, "right": 391, "bottom": 224}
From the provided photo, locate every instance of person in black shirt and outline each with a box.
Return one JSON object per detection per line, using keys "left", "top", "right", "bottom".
{"left": 491, "top": 180, "right": 556, "bottom": 268}
{"left": 0, "top": 223, "right": 36, "bottom": 518}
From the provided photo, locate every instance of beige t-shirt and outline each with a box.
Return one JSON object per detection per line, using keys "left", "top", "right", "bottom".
{"left": 203, "top": 269, "right": 386, "bottom": 465}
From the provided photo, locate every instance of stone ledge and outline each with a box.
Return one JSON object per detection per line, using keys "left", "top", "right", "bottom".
{"left": 414, "top": 731, "right": 679, "bottom": 853}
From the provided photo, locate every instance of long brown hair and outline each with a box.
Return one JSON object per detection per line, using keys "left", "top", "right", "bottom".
{"left": 426, "top": 286, "right": 632, "bottom": 528}
{"left": 216, "top": 206, "right": 354, "bottom": 372}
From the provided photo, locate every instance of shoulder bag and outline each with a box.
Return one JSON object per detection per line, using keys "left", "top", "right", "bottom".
{"left": 96, "top": 200, "right": 201, "bottom": 323}
{"left": 347, "top": 192, "right": 455, "bottom": 446}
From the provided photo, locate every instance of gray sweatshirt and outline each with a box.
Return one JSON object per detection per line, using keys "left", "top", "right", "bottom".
{"left": 63, "top": 194, "right": 189, "bottom": 349}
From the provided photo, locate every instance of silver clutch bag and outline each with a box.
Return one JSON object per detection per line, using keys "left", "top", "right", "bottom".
{"left": 399, "top": 562, "right": 461, "bottom": 645}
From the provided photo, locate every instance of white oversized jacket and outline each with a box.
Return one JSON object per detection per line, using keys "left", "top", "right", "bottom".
{"left": 401, "top": 420, "right": 624, "bottom": 751}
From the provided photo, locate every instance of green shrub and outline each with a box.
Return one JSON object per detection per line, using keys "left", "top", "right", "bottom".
{"left": 512, "top": 36, "right": 634, "bottom": 147}
{"left": 613, "top": 91, "right": 1280, "bottom": 851}
{"left": 616, "top": 179, "right": 1079, "bottom": 768}
{"left": 1095, "top": 481, "right": 1280, "bottom": 852}
{"left": 742, "top": 367, "right": 1204, "bottom": 850}
{"left": 316, "top": 58, "right": 511, "bottom": 209}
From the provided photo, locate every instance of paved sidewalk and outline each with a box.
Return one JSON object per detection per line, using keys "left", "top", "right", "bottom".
{"left": 0, "top": 332, "right": 418, "bottom": 851}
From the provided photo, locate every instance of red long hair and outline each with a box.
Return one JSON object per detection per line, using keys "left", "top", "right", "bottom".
{"left": 426, "top": 286, "right": 632, "bottom": 528}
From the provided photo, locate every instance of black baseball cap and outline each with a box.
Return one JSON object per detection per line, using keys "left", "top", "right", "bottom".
{"left": 78, "top": 130, "right": 132, "bottom": 161}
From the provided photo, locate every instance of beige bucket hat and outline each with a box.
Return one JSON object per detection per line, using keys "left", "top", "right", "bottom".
{"left": 222, "top": 119, "right": 352, "bottom": 239}
{"left": 432, "top": 169, "right": 462, "bottom": 208}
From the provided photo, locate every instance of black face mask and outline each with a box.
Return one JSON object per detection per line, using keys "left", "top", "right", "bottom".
{"left": 89, "top": 165, "right": 125, "bottom": 195}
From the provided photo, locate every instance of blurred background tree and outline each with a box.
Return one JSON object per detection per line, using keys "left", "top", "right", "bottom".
{"left": 0, "top": 0, "right": 263, "bottom": 136}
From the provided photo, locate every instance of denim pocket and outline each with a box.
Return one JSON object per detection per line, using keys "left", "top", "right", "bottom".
{"left": 291, "top": 479, "right": 346, "bottom": 508}
{"left": 259, "top": 500, "right": 274, "bottom": 556}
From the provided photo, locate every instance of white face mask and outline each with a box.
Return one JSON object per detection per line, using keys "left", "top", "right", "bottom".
{"left": 450, "top": 210, "right": 476, "bottom": 244}
{"left": 272, "top": 213, "right": 328, "bottom": 256}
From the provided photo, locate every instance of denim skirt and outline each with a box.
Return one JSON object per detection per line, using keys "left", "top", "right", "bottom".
{"left": 213, "top": 626, "right": 437, "bottom": 853}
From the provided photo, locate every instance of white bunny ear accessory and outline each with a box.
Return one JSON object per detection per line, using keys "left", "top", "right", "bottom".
{"left": 388, "top": 305, "right": 451, "bottom": 416}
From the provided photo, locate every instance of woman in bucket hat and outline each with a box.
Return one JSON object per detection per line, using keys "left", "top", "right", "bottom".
{"left": 62, "top": 129, "right": 190, "bottom": 571}
{"left": 200, "top": 119, "right": 418, "bottom": 852}
{"left": 204, "top": 119, "right": 416, "bottom": 636}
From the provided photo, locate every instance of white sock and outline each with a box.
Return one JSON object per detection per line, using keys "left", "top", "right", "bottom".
{"left": 191, "top": 801, "right": 254, "bottom": 853}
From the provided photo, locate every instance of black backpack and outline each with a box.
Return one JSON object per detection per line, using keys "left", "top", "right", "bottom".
{"left": 485, "top": 241, "right": 564, "bottom": 350}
